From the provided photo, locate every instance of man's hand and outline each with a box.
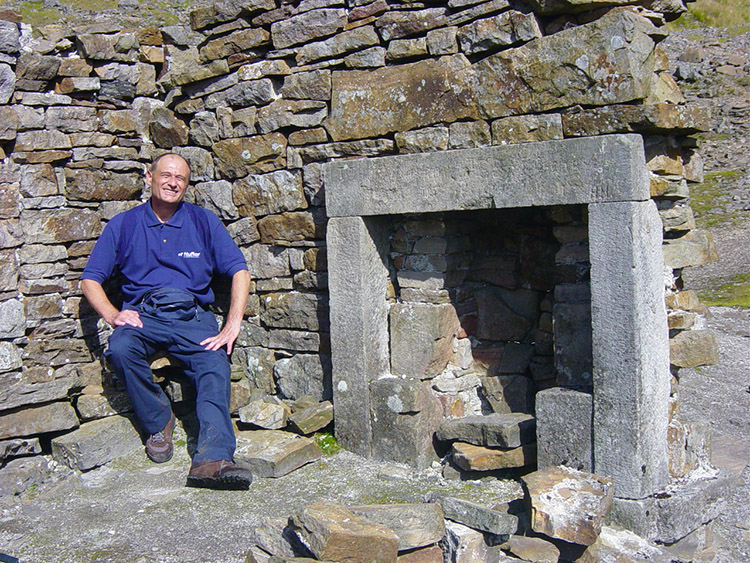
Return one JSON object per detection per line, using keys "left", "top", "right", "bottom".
{"left": 201, "top": 320, "right": 241, "bottom": 354}
{"left": 111, "top": 309, "right": 143, "bottom": 328}
{"left": 201, "top": 270, "right": 250, "bottom": 355}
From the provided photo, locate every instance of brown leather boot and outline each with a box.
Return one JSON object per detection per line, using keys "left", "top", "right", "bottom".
{"left": 186, "top": 460, "right": 253, "bottom": 490}
{"left": 145, "top": 413, "right": 175, "bottom": 463}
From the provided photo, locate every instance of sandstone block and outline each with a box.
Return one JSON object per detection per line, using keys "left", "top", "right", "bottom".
{"left": 271, "top": 8, "right": 348, "bottom": 49}
{"left": 213, "top": 133, "right": 287, "bottom": 179}
{"left": 171, "top": 60, "right": 230, "bottom": 87}
{"left": 290, "top": 501, "right": 399, "bottom": 562}
{"left": 502, "top": 535, "right": 560, "bottom": 563}
{"left": 288, "top": 401, "right": 333, "bottom": 434}
{"left": 234, "top": 429, "right": 322, "bottom": 478}
{"left": 662, "top": 229, "right": 718, "bottom": 269}
{"left": 523, "top": 465, "right": 614, "bottom": 546}
{"left": 452, "top": 441, "right": 537, "bottom": 471}
{"left": 257, "top": 100, "right": 327, "bottom": 134}
{"left": 375, "top": 8, "right": 447, "bottom": 41}
{"left": 395, "top": 127, "right": 449, "bottom": 153}
{"left": 16, "top": 52, "right": 60, "bottom": 80}
{"left": 281, "top": 69, "right": 331, "bottom": 100}
{"left": 76, "top": 390, "right": 132, "bottom": 421}
{"left": 390, "top": 302, "right": 459, "bottom": 378}
{"left": 396, "top": 545, "right": 443, "bottom": 563}
{"left": 370, "top": 377, "right": 443, "bottom": 469}
{"left": 65, "top": 168, "right": 141, "bottom": 202}
{"left": 491, "top": 114, "right": 563, "bottom": 145}
{"left": 0, "top": 402, "right": 79, "bottom": 440}
{"left": 436, "top": 413, "right": 536, "bottom": 448}
{"left": 480, "top": 374, "right": 534, "bottom": 414}
{"left": 427, "top": 491, "right": 518, "bottom": 535}
{"left": 297, "top": 25, "right": 379, "bottom": 65}
{"left": 562, "top": 103, "right": 711, "bottom": 137}
{"left": 669, "top": 329, "right": 718, "bottom": 368}
{"left": 149, "top": 107, "right": 189, "bottom": 148}
{"left": 578, "top": 525, "right": 673, "bottom": 563}
{"left": 199, "top": 28, "right": 270, "bottom": 61}
{"left": 457, "top": 11, "right": 541, "bottom": 56}
{"left": 238, "top": 397, "right": 289, "bottom": 429}
{"left": 51, "top": 415, "right": 142, "bottom": 471}
{"left": 348, "top": 503, "right": 445, "bottom": 551}
{"left": 15, "top": 130, "right": 71, "bottom": 152}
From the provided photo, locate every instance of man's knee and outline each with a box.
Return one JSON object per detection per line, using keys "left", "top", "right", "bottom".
{"left": 106, "top": 328, "right": 147, "bottom": 367}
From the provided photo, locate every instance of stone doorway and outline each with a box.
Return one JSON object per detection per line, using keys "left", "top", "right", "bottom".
{"left": 323, "top": 134, "right": 670, "bottom": 502}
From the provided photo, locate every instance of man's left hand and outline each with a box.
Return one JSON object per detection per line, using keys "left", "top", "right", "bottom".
{"left": 201, "top": 321, "right": 241, "bottom": 354}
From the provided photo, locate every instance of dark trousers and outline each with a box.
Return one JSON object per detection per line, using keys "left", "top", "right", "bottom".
{"left": 105, "top": 291, "right": 235, "bottom": 465}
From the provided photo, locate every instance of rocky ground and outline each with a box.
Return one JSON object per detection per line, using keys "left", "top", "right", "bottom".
{"left": 0, "top": 11, "right": 749, "bottom": 563}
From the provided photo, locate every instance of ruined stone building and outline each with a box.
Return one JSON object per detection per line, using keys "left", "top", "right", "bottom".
{"left": 0, "top": 0, "right": 727, "bottom": 555}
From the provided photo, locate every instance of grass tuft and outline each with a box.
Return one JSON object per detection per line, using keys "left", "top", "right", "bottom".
{"left": 699, "top": 273, "right": 750, "bottom": 308}
{"left": 314, "top": 431, "right": 342, "bottom": 456}
{"left": 668, "top": 0, "right": 750, "bottom": 30}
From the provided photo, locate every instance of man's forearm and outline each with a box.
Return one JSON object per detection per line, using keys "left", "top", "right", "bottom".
{"left": 80, "top": 279, "right": 120, "bottom": 326}
{"left": 226, "top": 269, "right": 251, "bottom": 330}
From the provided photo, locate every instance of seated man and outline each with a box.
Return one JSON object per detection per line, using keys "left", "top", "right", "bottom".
{"left": 80, "top": 153, "right": 253, "bottom": 490}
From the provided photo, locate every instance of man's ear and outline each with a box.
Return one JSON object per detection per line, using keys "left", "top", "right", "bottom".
{"left": 145, "top": 169, "right": 153, "bottom": 185}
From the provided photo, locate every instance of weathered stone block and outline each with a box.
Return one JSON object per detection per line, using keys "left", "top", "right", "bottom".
{"left": 51, "top": 415, "right": 142, "bottom": 471}
{"left": 348, "top": 503, "right": 445, "bottom": 551}
{"left": 452, "top": 441, "right": 537, "bottom": 471}
{"left": 274, "top": 354, "right": 331, "bottom": 401}
{"left": 290, "top": 501, "right": 399, "bottom": 562}
{"left": 390, "top": 302, "right": 459, "bottom": 379}
{"left": 427, "top": 490, "right": 518, "bottom": 535}
{"left": 0, "top": 402, "right": 79, "bottom": 440}
{"left": 258, "top": 211, "right": 320, "bottom": 244}
{"left": 475, "top": 287, "right": 539, "bottom": 342}
{"left": 213, "top": 133, "right": 287, "bottom": 180}
{"left": 281, "top": 69, "right": 331, "bottom": 101}
{"left": 669, "top": 329, "right": 719, "bottom": 368}
{"left": 523, "top": 465, "right": 614, "bottom": 546}
{"left": 553, "top": 302, "right": 592, "bottom": 388}
{"left": 199, "top": 28, "right": 270, "bottom": 61}
{"left": 271, "top": 8, "right": 348, "bottom": 49}
{"left": 238, "top": 397, "right": 289, "bottom": 430}
{"left": 436, "top": 413, "right": 536, "bottom": 448}
{"left": 65, "top": 168, "right": 141, "bottom": 202}
{"left": 370, "top": 377, "right": 443, "bottom": 469}
{"left": 536, "top": 387, "right": 593, "bottom": 471}
{"left": 456, "top": 11, "right": 541, "bottom": 56}
{"left": 288, "top": 401, "right": 333, "bottom": 434}
{"left": 234, "top": 429, "right": 322, "bottom": 478}
{"left": 0, "top": 437, "right": 42, "bottom": 462}
{"left": 297, "top": 25, "right": 379, "bottom": 65}
{"left": 261, "top": 292, "right": 328, "bottom": 331}
{"left": 502, "top": 535, "right": 560, "bottom": 563}
{"left": 375, "top": 8, "right": 447, "bottom": 41}
{"left": 492, "top": 114, "right": 563, "bottom": 145}
{"left": 480, "top": 375, "right": 534, "bottom": 414}
{"left": 0, "top": 456, "right": 48, "bottom": 497}
{"left": 76, "top": 388, "right": 132, "bottom": 420}
{"left": 662, "top": 229, "right": 718, "bottom": 269}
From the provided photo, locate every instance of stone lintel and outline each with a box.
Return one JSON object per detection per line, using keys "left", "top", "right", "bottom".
{"left": 326, "top": 216, "right": 390, "bottom": 457}
{"left": 323, "top": 135, "right": 648, "bottom": 217}
{"left": 588, "top": 200, "right": 670, "bottom": 499}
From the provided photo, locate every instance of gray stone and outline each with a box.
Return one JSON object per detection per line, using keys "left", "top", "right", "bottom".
{"left": 395, "top": 126, "right": 449, "bottom": 154}
{"left": 234, "top": 169, "right": 306, "bottom": 219}
{"left": 242, "top": 244, "right": 290, "bottom": 279}
{"left": 589, "top": 200, "right": 670, "bottom": 499}
{"left": 492, "top": 114, "right": 564, "bottom": 145}
{"left": 189, "top": 111, "right": 219, "bottom": 147}
{"left": 149, "top": 107, "right": 189, "bottom": 148}
{"left": 386, "top": 37, "right": 428, "bottom": 61}
{"left": 327, "top": 216, "right": 390, "bottom": 457}
{"left": 296, "top": 25, "right": 379, "bottom": 65}
{"left": 0, "top": 63, "right": 14, "bottom": 104}
{"left": 344, "top": 46, "right": 386, "bottom": 68}
{"left": 578, "top": 525, "right": 673, "bottom": 563}
{"left": 261, "top": 292, "right": 327, "bottom": 331}
{"left": 280, "top": 69, "right": 331, "bottom": 100}
{"left": 0, "top": 106, "right": 18, "bottom": 141}
{"left": 76, "top": 390, "right": 132, "bottom": 421}
{"left": 442, "top": 521, "right": 507, "bottom": 563}
{"left": 0, "top": 341, "right": 22, "bottom": 372}
{"left": 65, "top": 169, "right": 142, "bottom": 202}
{"left": 15, "top": 130, "right": 72, "bottom": 152}
{"left": 227, "top": 217, "right": 261, "bottom": 246}
{"left": 274, "top": 354, "right": 331, "bottom": 401}
{"left": 457, "top": 11, "right": 541, "bottom": 55}
{"left": 370, "top": 377, "right": 443, "bottom": 469}
{"left": 192, "top": 180, "right": 237, "bottom": 220}
{"left": 0, "top": 401, "right": 79, "bottom": 440}
{"left": 0, "top": 20, "right": 20, "bottom": 55}
{"left": 0, "top": 298, "right": 25, "bottom": 338}
{"left": 390, "top": 302, "right": 459, "bottom": 379}
{"left": 173, "top": 146, "right": 214, "bottom": 183}
{"left": 323, "top": 135, "right": 649, "bottom": 217}
{"left": 19, "top": 164, "right": 59, "bottom": 197}
{"left": 235, "top": 429, "right": 322, "bottom": 478}
{"left": 290, "top": 501, "right": 399, "bottom": 562}
{"left": 553, "top": 302, "right": 592, "bottom": 388}
{"left": 270, "top": 8, "right": 347, "bottom": 49}
{"left": 213, "top": 133, "right": 286, "bottom": 179}
{"left": 0, "top": 437, "right": 42, "bottom": 462}
{"left": 427, "top": 490, "right": 518, "bottom": 535}
{"left": 609, "top": 469, "right": 734, "bottom": 543}
{"left": 205, "top": 79, "right": 275, "bottom": 110}
{"left": 51, "top": 415, "right": 142, "bottom": 471}
{"left": 536, "top": 387, "right": 593, "bottom": 472}
{"left": 436, "top": 413, "right": 536, "bottom": 448}
{"left": 480, "top": 375, "right": 534, "bottom": 414}
{"left": 449, "top": 120, "right": 490, "bottom": 149}
{"left": 662, "top": 229, "right": 718, "bottom": 269}
{"left": 16, "top": 52, "right": 60, "bottom": 80}
{"left": 427, "top": 27, "right": 458, "bottom": 56}
{"left": 523, "top": 465, "right": 614, "bottom": 546}
{"left": 257, "top": 100, "right": 327, "bottom": 134}
{"left": 0, "top": 456, "right": 48, "bottom": 497}
{"left": 347, "top": 503, "right": 445, "bottom": 551}
{"left": 375, "top": 8, "right": 447, "bottom": 41}
{"left": 268, "top": 329, "right": 320, "bottom": 352}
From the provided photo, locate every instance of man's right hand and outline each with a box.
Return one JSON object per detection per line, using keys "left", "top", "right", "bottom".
{"left": 111, "top": 309, "right": 143, "bottom": 328}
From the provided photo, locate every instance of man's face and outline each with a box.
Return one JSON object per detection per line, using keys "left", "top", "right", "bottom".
{"left": 147, "top": 155, "right": 190, "bottom": 207}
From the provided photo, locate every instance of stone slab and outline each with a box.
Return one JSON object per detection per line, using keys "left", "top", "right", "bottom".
{"left": 535, "top": 387, "right": 593, "bottom": 472}
{"left": 323, "top": 135, "right": 648, "bottom": 217}
{"left": 234, "top": 429, "right": 322, "bottom": 478}
{"left": 436, "top": 413, "right": 536, "bottom": 448}
{"left": 588, "top": 200, "right": 670, "bottom": 499}
{"left": 347, "top": 503, "right": 445, "bottom": 551}
{"left": 426, "top": 491, "right": 518, "bottom": 536}
{"left": 609, "top": 468, "right": 735, "bottom": 544}
{"left": 50, "top": 415, "right": 142, "bottom": 471}
{"left": 327, "top": 216, "right": 390, "bottom": 457}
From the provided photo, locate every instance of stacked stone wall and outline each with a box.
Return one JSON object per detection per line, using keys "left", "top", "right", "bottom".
{"left": 0, "top": 0, "right": 716, "bottom": 483}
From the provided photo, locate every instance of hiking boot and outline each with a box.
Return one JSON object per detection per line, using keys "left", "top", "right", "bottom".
{"left": 186, "top": 460, "right": 253, "bottom": 490}
{"left": 145, "top": 413, "right": 175, "bottom": 463}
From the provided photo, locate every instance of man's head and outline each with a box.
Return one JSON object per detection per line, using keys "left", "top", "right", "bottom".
{"left": 146, "top": 153, "right": 191, "bottom": 208}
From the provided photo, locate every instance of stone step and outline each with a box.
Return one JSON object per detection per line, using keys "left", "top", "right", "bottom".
{"left": 234, "top": 429, "right": 322, "bottom": 478}
{"left": 436, "top": 413, "right": 536, "bottom": 448}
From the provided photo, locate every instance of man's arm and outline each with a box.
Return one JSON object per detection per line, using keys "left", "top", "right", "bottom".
{"left": 80, "top": 279, "right": 143, "bottom": 328}
{"left": 201, "top": 269, "right": 250, "bottom": 354}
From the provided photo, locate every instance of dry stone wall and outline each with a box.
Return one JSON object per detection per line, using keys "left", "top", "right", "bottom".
{"left": 0, "top": 0, "right": 716, "bottom": 491}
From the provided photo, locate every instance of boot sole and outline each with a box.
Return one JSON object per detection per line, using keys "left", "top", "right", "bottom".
{"left": 186, "top": 475, "right": 251, "bottom": 490}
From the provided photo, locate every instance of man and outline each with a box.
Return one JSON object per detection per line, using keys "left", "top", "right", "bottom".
{"left": 81, "top": 153, "right": 253, "bottom": 490}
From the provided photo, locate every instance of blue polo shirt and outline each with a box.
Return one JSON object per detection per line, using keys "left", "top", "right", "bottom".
{"left": 81, "top": 201, "right": 247, "bottom": 308}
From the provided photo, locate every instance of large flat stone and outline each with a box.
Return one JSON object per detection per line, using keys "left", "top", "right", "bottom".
{"left": 426, "top": 489, "right": 518, "bottom": 535}
{"left": 589, "top": 200, "right": 670, "bottom": 499}
{"left": 347, "top": 503, "right": 445, "bottom": 551}
{"left": 323, "top": 135, "right": 649, "bottom": 217}
{"left": 0, "top": 402, "right": 79, "bottom": 439}
{"left": 234, "top": 429, "right": 322, "bottom": 478}
{"left": 51, "top": 415, "right": 142, "bottom": 471}
{"left": 436, "top": 413, "right": 536, "bottom": 448}
{"left": 290, "top": 500, "right": 399, "bottom": 562}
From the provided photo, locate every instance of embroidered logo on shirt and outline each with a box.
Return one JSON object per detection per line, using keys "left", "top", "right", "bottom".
{"left": 178, "top": 251, "right": 201, "bottom": 259}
